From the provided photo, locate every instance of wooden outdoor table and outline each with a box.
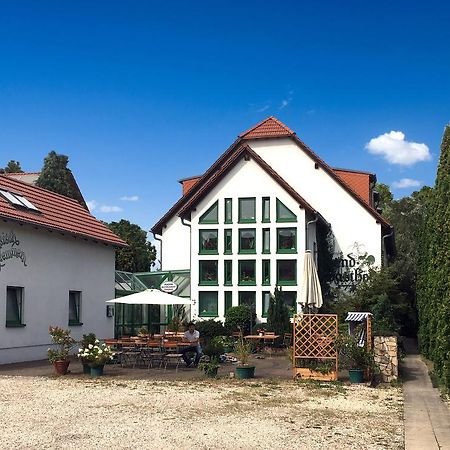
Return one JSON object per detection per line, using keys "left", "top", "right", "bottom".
{"left": 244, "top": 335, "right": 280, "bottom": 341}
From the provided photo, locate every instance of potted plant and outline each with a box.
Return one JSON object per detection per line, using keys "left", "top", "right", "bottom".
{"left": 234, "top": 333, "right": 255, "bottom": 379}
{"left": 78, "top": 340, "right": 115, "bottom": 377}
{"left": 198, "top": 357, "right": 220, "bottom": 378}
{"left": 79, "top": 333, "right": 97, "bottom": 374}
{"left": 336, "top": 332, "right": 374, "bottom": 383}
{"left": 212, "top": 336, "right": 234, "bottom": 353}
{"left": 47, "top": 326, "right": 76, "bottom": 375}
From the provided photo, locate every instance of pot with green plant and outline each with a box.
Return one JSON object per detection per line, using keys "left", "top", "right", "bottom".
{"left": 336, "top": 332, "right": 374, "bottom": 383}
{"left": 78, "top": 340, "right": 115, "bottom": 377}
{"left": 47, "top": 326, "right": 76, "bottom": 375}
{"left": 235, "top": 333, "right": 255, "bottom": 379}
{"left": 79, "top": 333, "right": 97, "bottom": 374}
{"left": 198, "top": 357, "right": 220, "bottom": 378}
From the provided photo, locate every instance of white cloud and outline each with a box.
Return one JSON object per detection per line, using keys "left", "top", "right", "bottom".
{"left": 99, "top": 205, "right": 123, "bottom": 213}
{"left": 391, "top": 178, "right": 422, "bottom": 189}
{"left": 279, "top": 90, "right": 294, "bottom": 110}
{"left": 365, "top": 131, "right": 431, "bottom": 166}
{"left": 120, "top": 195, "right": 139, "bottom": 202}
{"left": 86, "top": 200, "right": 97, "bottom": 212}
{"left": 256, "top": 104, "right": 270, "bottom": 113}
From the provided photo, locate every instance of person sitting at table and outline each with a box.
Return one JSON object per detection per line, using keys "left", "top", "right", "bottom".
{"left": 180, "top": 322, "right": 202, "bottom": 367}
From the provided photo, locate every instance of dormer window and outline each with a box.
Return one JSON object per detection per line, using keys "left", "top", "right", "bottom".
{"left": 0, "top": 189, "right": 40, "bottom": 212}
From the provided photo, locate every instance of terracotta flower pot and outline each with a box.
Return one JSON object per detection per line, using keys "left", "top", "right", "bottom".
{"left": 53, "top": 360, "right": 70, "bottom": 375}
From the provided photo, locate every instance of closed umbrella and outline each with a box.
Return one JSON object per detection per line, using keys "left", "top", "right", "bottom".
{"left": 106, "top": 289, "right": 193, "bottom": 305}
{"left": 298, "top": 250, "right": 323, "bottom": 312}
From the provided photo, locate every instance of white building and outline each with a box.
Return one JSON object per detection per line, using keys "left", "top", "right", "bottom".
{"left": 151, "top": 117, "right": 394, "bottom": 323}
{"left": 0, "top": 175, "right": 126, "bottom": 364}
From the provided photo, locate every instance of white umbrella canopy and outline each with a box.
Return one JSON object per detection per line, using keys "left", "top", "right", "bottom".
{"left": 298, "top": 250, "right": 323, "bottom": 310}
{"left": 106, "top": 289, "right": 193, "bottom": 305}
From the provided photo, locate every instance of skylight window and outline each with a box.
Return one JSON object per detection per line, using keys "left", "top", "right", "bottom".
{"left": 0, "top": 189, "right": 40, "bottom": 212}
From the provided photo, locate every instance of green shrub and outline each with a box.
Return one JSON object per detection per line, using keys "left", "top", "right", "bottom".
{"left": 225, "top": 305, "right": 256, "bottom": 335}
{"left": 195, "top": 319, "right": 226, "bottom": 343}
{"left": 202, "top": 341, "right": 224, "bottom": 359}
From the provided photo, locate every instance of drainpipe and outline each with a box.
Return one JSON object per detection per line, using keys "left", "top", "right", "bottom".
{"left": 382, "top": 226, "right": 394, "bottom": 266}
{"left": 305, "top": 214, "right": 318, "bottom": 252}
{"left": 151, "top": 231, "right": 162, "bottom": 270}
{"left": 181, "top": 217, "right": 193, "bottom": 320}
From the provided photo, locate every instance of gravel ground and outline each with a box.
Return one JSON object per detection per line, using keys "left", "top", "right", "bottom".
{"left": 0, "top": 375, "right": 403, "bottom": 450}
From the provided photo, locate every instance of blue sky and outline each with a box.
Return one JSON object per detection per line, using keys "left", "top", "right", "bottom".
{"left": 1, "top": 0, "right": 449, "bottom": 233}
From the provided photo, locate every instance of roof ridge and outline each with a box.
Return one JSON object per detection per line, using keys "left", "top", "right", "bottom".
{"left": 239, "top": 116, "right": 295, "bottom": 139}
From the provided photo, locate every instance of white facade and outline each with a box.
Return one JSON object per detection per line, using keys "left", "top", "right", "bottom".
{"left": 0, "top": 222, "right": 115, "bottom": 364}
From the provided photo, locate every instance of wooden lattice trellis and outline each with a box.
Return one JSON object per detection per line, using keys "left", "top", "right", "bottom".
{"left": 292, "top": 314, "right": 338, "bottom": 381}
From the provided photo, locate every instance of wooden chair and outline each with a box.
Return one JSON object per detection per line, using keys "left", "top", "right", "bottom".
{"left": 283, "top": 333, "right": 292, "bottom": 347}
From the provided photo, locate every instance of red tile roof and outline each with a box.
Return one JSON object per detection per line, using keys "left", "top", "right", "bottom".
{"left": 0, "top": 175, "right": 126, "bottom": 247}
{"left": 239, "top": 116, "right": 295, "bottom": 139}
{"left": 332, "top": 169, "right": 373, "bottom": 205}
{"left": 180, "top": 177, "right": 201, "bottom": 196}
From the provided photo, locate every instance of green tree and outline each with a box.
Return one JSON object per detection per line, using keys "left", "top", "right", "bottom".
{"left": 266, "top": 286, "right": 291, "bottom": 338}
{"left": 35, "top": 151, "right": 79, "bottom": 200}
{"left": 107, "top": 219, "right": 156, "bottom": 272}
{"left": 417, "top": 125, "right": 450, "bottom": 387}
{"left": 375, "top": 182, "right": 394, "bottom": 216}
{"left": 224, "top": 305, "right": 256, "bottom": 335}
{"left": 0, "top": 160, "right": 23, "bottom": 174}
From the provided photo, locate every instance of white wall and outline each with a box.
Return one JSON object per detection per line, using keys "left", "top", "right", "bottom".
{"left": 160, "top": 215, "right": 190, "bottom": 271}
{"left": 250, "top": 138, "right": 382, "bottom": 265}
{"left": 0, "top": 222, "right": 116, "bottom": 364}
{"left": 188, "top": 157, "right": 306, "bottom": 322}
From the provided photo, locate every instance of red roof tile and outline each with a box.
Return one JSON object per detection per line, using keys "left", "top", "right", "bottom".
{"left": 0, "top": 175, "right": 126, "bottom": 247}
{"left": 239, "top": 116, "right": 295, "bottom": 139}
{"left": 332, "top": 169, "right": 372, "bottom": 205}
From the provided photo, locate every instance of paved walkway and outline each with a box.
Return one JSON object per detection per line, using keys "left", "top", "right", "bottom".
{"left": 402, "top": 339, "right": 450, "bottom": 450}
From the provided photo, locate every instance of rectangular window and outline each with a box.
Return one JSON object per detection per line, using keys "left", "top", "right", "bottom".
{"left": 225, "top": 198, "right": 232, "bottom": 224}
{"left": 239, "top": 228, "right": 256, "bottom": 254}
{"left": 199, "top": 229, "right": 218, "bottom": 254}
{"left": 238, "top": 197, "right": 256, "bottom": 223}
{"left": 277, "top": 260, "right": 297, "bottom": 285}
{"left": 6, "top": 286, "right": 24, "bottom": 327}
{"left": 239, "top": 291, "right": 256, "bottom": 309}
{"left": 199, "top": 260, "right": 218, "bottom": 285}
{"left": 238, "top": 260, "right": 256, "bottom": 285}
{"left": 69, "top": 291, "right": 82, "bottom": 326}
{"left": 283, "top": 291, "right": 297, "bottom": 315}
{"left": 277, "top": 228, "right": 297, "bottom": 253}
{"left": 262, "top": 291, "right": 271, "bottom": 317}
{"left": 262, "top": 197, "right": 270, "bottom": 222}
{"left": 224, "top": 229, "right": 232, "bottom": 254}
{"left": 199, "top": 292, "right": 218, "bottom": 317}
{"left": 224, "top": 291, "right": 233, "bottom": 314}
{"left": 262, "top": 228, "right": 270, "bottom": 253}
{"left": 224, "top": 260, "right": 232, "bottom": 285}
{"left": 262, "top": 259, "right": 271, "bottom": 285}
{"left": 276, "top": 199, "right": 297, "bottom": 222}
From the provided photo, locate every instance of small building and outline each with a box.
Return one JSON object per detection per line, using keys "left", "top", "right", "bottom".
{"left": 151, "top": 117, "right": 394, "bottom": 324}
{"left": 0, "top": 175, "right": 126, "bottom": 364}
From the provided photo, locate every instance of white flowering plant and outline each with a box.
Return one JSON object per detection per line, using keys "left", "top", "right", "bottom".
{"left": 77, "top": 340, "right": 115, "bottom": 367}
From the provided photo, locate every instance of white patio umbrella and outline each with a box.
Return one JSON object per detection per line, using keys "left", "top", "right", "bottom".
{"left": 106, "top": 289, "right": 193, "bottom": 305}
{"left": 298, "top": 250, "right": 323, "bottom": 311}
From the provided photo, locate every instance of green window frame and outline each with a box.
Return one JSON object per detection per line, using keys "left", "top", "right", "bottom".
{"left": 199, "top": 260, "right": 218, "bottom": 285}
{"left": 199, "top": 229, "right": 218, "bottom": 254}
{"left": 276, "top": 199, "right": 297, "bottom": 223}
{"left": 262, "top": 228, "right": 270, "bottom": 254}
{"left": 262, "top": 259, "right": 271, "bottom": 286}
{"left": 239, "top": 228, "right": 256, "bottom": 254}
{"left": 224, "top": 291, "right": 233, "bottom": 315}
{"left": 224, "top": 260, "right": 232, "bottom": 286}
{"left": 276, "top": 259, "right": 297, "bottom": 285}
{"left": 238, "top": 260, "right": 256, "bottom": 286}
{"left": 262, "top": 197, "right": 270, "bottom": 222}
{"left": 6, "top": 286, "right": 25, "bottom": 327}
{"left": 198, "top": 291, "right": 218, "bottom": 317}
{"left": 277, "top": 227, "right": 297, "bottom": 253}
{"left": 199, "top": 201, "right": 219, "bottom": 224}
{"left": 238, "top": 291, "right": 256, "bottom": 309}
{"left": 238, "top": 197, "right": 256, "bottom": 223}
{"left": 224, "top": 198, "right": 232, "bottom": 224}
{"left": 224, "top": 229, "right": 232, "bottom": 254}
{"left": 262, "top": 291, "right": 271, "bottom": 318}
{"left": 69, "top": 291, "right": 83, "bottom": 326}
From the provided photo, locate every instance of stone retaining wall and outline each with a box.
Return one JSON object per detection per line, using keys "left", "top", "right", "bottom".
{"left": 374, "top": 336, "right": 398, "bottom": 382}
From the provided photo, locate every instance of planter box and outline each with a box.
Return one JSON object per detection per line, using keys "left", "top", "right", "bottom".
{"left": 293, "top": 367, "right": 337, "bottom": 381}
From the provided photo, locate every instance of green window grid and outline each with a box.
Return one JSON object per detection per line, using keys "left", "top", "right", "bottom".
{"left": 276, "top": 259, "right": 297, "bottom": 286}
{"left": 238, "top": 197, "right": 256, "bottom": 223}
{"left": 262, "top": 197, "right": 270, "bottom": 222}
{"left": 262, "top": 228, "right": 270, "bottom": 254}
{"left": 277, "top": 227, "right": 297, "bottom": 253}
{"left": 239, "top": 228, "right": 256, "bottom": 254}
{"left": 262, "top": 259, "right": 271, "bottom": 286}
{"left": 198, "top": 291, "right": 218, "bottom": 317}
{"left": 199, "top": 201, "right": 219, "bottom": 224}
{"left": 224, "top": 229, "right": 232, "bottom": 254}
{"left": 199, "top": 260, "right": 219, "bottom": 285}
{"left": 238, "top": 260, "right": 256, "bottom": 286}
{"left": 224, "top": 198, "right": 232, "bottom": 224}
{"left": 224, "top": 260, "right": 232, "bottom": 286}
{"left": 276, "top": 199, "right": 297, "bottom": 223}
{"left": 199, "top": 229, "right": 219, "bottom": 254}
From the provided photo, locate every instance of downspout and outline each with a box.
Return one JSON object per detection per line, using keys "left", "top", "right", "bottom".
{"left": 151, "top": 231, "right": 162, "bottom": 270}
{"left": 181, "top": 217, "right": 193, "bottom": 320}
{"left": 382, "top": 226, "right": 394, "bottom": 266}
{"left": 305, "top": 214, "right": 318, "bottom": 252}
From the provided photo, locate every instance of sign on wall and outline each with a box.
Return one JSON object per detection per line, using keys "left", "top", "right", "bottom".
{"left": 160, "top": 281, "right": 178, "bottom": 293}
{"left": 0, "top": 230, "right": 27, "bottom": 271}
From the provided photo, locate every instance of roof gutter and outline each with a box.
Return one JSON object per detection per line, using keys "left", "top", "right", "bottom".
{"left": 151, "top": 231, "right": 163, "bottom": 269}
{"left": 382, "top": 226, "right": 395, "bottom": 266}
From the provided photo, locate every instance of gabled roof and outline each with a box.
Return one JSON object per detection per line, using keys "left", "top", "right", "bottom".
{"left": 332, "top": 168, "right": 375, "bottom": 206}
{"left": 151, "top": 117, "right": 391, "bottom": 234}
{"left": 0, "top": 175, "right": 126, "bottom": 247}
{"left": 239, "top": 116, "right": 295, "bottom": 139}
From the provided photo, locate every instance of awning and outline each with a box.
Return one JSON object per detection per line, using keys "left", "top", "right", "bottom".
{"left": 106, "top": 289, "right": 193, "bottom": 305}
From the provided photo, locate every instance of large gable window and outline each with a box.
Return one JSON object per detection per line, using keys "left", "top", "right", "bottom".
{"left": 238, "top": 198, "right": 256, "bottom": 223}
{"left": 276, "top": 199, "right": 297, "bottom": 223}
{"left": 199, "top": 201, "right": 218, "bottom": 224}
